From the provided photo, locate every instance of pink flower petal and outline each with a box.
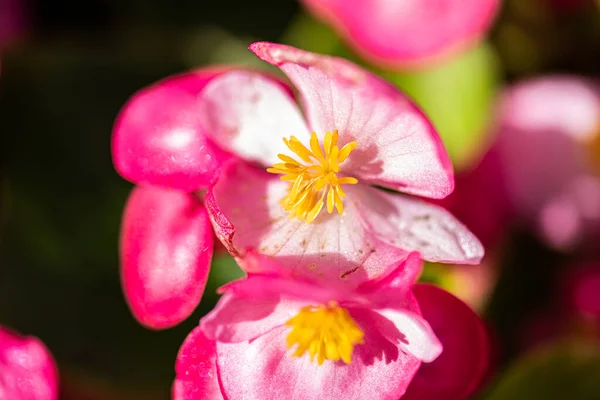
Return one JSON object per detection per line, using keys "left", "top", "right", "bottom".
{"left": 249, "top": 42, "right": 454, "bottom": 199}
{"left": 206, "top": 161, "right": 415, "bottom": 285}
{"left": 218, "top": 273, "right": 344, "bottom": 304}
{"left": 112, "top": 69, "right": 232, "bottom": 191}
{"left": 357, "top": 252, "right": 422, "bottom": 295}
{"left": 202, "top": 267, "right": 418, "bottom": 343}
{"left": 300, "top": 0, "right": 499, "bottom": 68}
{"left": 403, "top": 284, "right": 490, "bottom": 400}
{"left": 173, "top": 327, "right": 223, "bottom": 400}
{"left": 200, "top": 291, "right": 306, "bottom": 343}
{"left": 0, "top": 326, "right": 59, "bottom": 400}
{"left": 374, "top": 308, "right": 442, "bottom": 363}
{"left": 216, "top": 323, "right": 420, "bottom": 400}
{"left": 349, "top": 184, "right": 484, "bottom": 264}
{"left": 120, "top": 186, "right": 214, "bottom": 329}
{"left": 356, "top": 252, "right": 424, "bottom": 308}
{"left": 197, "top": 70, "right": 310, "bottom": 167}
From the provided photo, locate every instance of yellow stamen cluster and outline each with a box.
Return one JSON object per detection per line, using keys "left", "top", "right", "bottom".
{"left": 267, "top": 130, "right": 358, "bottom": 223}
{"left": 285, "top": 301, "right": 364, "bottom": 365}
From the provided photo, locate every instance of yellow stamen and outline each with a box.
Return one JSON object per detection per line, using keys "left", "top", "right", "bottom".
{"left": 285, "top": 301, "right": 364, "bottom": 365}
{"left": 266, "top": 130, "right": 358, "bottom": 223}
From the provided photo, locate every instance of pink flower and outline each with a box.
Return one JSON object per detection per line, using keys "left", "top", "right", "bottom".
{"left": 495, "top": 76, "right": 600, "bottom": 251}
{"left": 0, "top": 0, "right": 26, "bottom": 51}
{"left": 204, "top": 42, "right": 483, "bottom": 284}
{"left": 112, "top": 70, "right": 226, "bottom": 329}
{"left": 176, "top": 253, "right": 433, "bottom": 400}
{"left": 113, "top": 43, "right": 482, "bottom": 325}
{"left": 299, "top": 0, "right": 500, "bottom": 68}
{"left": 173, "top": 254, "right": 489, "bottom": 400}
{"left": 0, "top": 326, "right": 58, "bottom": 400}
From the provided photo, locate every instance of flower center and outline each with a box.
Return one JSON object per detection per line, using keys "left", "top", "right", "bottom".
{"left": 267, "top": 130, "right": 358, "bottom": 223}
{"left": 285, "top": 301, "right": 364, "bottom": 365}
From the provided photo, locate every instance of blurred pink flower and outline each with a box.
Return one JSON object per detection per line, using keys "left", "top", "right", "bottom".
{"left": 0, "top": 326, "right": 58, "bottom": 400}
{"left": 403, "top": 284, "right": 491, "bottom": 400}
{"left": 203, "top": 42, "right": 482, "bottom": 285}
{"left": 562, "top": 263, "right": 600, "bottom": 322}
{"left": 495, "top": 76, "right": 600, "bottom": 251}
{"left": 112, "top": 70, "right": 229, "bottom": 329}
{"left": 0, "top": 0, "right": 26, "bottom": 50}
{"left": 174, "top": 253, "right": 488, "bottom": 400}
{"left": 300, "top": 0, "right": 500, "bottom": 68}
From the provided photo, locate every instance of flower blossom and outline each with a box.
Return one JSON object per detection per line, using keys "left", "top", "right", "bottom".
{"left": 112, "top": 43, "right": 483, "bottom": 325}
{"left": 299, "top": 0, "right": 500, "bottom": 68}
{"left": 0, "top": 325, "right": 59, "bottom": 400}
{"left": 494, "top": 76, "right": 600, "bottom": 251}
{"left": 203, "top": 42, "right": 483, "bottom": 284}
{"left": 173, "top": 253, "right": 489, "bottom": 400}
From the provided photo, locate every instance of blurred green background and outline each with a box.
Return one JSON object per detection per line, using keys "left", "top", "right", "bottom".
{"left": 1, "top": 0, "right": 599, "bottom": 398}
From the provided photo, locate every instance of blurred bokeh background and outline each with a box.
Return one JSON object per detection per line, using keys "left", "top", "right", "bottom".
{"left": 1, "top": 0, "right": 600, "bottom": 398}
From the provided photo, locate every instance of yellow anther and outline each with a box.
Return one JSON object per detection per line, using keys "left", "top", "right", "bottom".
{"left": 266, "top": 130, "right": 358, "bottom": 223}
{"left": 285, "top": 301, "right": 364, "bottom": 365}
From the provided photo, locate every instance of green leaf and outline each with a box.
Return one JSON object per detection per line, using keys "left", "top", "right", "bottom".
{"left": 281, "top": 12, "right": 342, "bottom": 55}
{"left": 486, "top": 341, "right": 600, "bottom": 400}
{"left": 206, "top": 253, "right": 245, "bottom": 293}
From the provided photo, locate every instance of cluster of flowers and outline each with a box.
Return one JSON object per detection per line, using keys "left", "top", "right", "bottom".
{"left": 3, "top": 0, "right": 600, "bottom": 397}
{"left": 112, "top": 42, "right": 490, "bottom": 399}
{"left": 1, "top": 1, "right": 502, "bottom": 398}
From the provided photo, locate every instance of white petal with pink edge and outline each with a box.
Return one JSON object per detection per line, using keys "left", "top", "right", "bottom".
{"left": 249, "top": 42, "right": 454, "bottom": 199}
{"left": 198, "top": 70, "right": 310, "bottom": 167}
{"left": 373, "top": 308, "right": 443, "bottom": 363}
{"left": 349, "top": 185, "right": 484, "bottom": 264}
